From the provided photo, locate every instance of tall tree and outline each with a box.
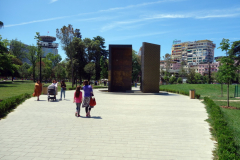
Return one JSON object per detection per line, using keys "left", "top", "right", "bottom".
{"left": 0, "top": 21, "right": 3, "bottom": 29}
{"left": 91, "top": 36, "right": 108, "bottom": 80}
{"left": 100, "top": 55, "right": 108, "bottom": 79}
{"left": 56, "top": 25, "right": 81, "bottom": 87}
{"left": 9, "top": 39, "right": 26, "bottom": 61}
{"left": 218, "top": 38, "right": 230, "bottom": 56}
{"left": 132, "top": 50, "right": 141, "bottom": 82}
{"left": 46, "top": 52, "right": 62, "bottom": 68}
{"left": 26, "top": 45, "right": 38, "bottom": 82}
{"left": 84, "top": 62, "right": 95, "bottom": 81}
{"left": 162, "top": 53, "right": 171, "bottom": 73}
{"left": 218, "top": 56, "right": 237, "bottom": 107}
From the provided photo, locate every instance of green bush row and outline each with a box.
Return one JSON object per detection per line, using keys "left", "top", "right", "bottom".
{"left": 0, "top": 93, "right": 31, "bottom": 119}
{"left": 204, "top": 97, "right": 239, "bottom": 159}
{"left": 160, "top": 88, "right": 201, "bottom": 99}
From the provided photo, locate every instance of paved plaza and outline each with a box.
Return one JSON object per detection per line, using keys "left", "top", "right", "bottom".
{"left": 0, "top": 87, "right": 214, "bottom": 160}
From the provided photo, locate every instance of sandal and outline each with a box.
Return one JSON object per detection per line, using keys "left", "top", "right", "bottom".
{"left": 75, "top": 112, "right": 78, "bottom": 117}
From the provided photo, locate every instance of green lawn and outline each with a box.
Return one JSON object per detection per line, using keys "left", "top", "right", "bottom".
{"left": 0, "top": 80, "right": 107, "bottom": 100}
{"left": 160, "top": 84, "right": 239, "bottom": 100}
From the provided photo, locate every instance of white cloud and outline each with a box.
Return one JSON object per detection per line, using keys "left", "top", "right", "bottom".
{"left": 108, "top": 31, "right": 168, "bottom": 41}
{"left": 99, "top": 0, "right": 184, "bottom": 12}
{"left": 50, "top": 0, "right": 58, "bottom": 3}
{"left": 196, "top": 14, "right": 239, "bottom": 19}
{"left": 5, "top": 16, "right": 69, "bottom": 28}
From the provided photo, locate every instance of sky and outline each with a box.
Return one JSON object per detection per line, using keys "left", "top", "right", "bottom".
{"left": 1, "top": 0, "right": 240, "bottom": 61}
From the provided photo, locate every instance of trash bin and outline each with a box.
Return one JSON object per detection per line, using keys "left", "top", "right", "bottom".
{"left": 189, "top": 89, "right": 195, "bottom": 99}
{"left": 42, "top": 86, "right": 48, "bottom": 95}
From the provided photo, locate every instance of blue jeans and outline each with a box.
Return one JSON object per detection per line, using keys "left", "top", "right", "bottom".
{"left": 76, "top": 103, "right": 81, "bottom": 115}
{"left": 60, "top": 88, "right": 65, "bottom": 99}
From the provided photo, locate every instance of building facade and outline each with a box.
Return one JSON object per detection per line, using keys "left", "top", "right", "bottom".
{"left": 171, "top": 40, "right": 216, "bottom": 65}
{"left": 39, "top": 36, "right": 58, "bottom": 57}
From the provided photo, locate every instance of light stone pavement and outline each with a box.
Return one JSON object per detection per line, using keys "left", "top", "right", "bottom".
{"left": 0, "top": 87, "right": 214, "bottom": 160}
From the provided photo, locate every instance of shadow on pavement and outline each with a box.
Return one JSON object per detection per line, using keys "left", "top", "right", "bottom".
{"left": 80, "top": 116, "right": 102, "bottom": 119}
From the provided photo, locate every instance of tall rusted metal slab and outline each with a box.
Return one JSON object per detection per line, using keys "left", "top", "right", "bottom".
{"left": 108, "top": 45, "right": 132, "bottom": 92}
{"left": 141, "top": 42, "right": 160, "bottom": 93}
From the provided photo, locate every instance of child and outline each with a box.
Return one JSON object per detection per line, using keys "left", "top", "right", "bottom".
{"left": 73, "top": 86, "right": 82, "bottom": 117}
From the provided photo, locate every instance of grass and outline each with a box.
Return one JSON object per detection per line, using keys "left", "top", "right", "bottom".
{"left": 160, "top": 84, "right": 238, "bottom": 100}
{"left": 0, "top": 80, "right": 108, "bottom": 100}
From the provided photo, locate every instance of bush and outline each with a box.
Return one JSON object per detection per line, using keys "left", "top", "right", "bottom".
{"left": 169, "top": 76, "right": 176, "bottom": 84}
{"left": 177, "top": 77, "right": 183, "bottom": 84}
{"left": 204, "top": 97, "right": 239, "bottom": 159}
{"left": 0, "top": 93, "right": 31, "bottom": 119}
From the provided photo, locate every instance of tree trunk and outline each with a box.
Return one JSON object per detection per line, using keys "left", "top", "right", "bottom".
{"left": 227, "top": 82, "right": 229, "bottom": 107}
{"left": 221, "top": 83, "right": 223, "bottom": 97}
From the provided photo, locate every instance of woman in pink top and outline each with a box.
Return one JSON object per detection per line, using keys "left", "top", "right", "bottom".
{"left": 73, "top": 86, "right": 82, "bottom": 117}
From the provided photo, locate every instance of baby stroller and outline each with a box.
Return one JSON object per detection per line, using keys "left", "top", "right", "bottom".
{"left": 48, "top": 85, "right": 56, "bottom": 101}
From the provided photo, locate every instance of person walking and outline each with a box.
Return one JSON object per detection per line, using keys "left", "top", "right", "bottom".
{"left": 60, "top": 80, "right": 66, "bottom": 100}
{"left": 82, "top": 80, "right": 93, "bottom": 117}
{"left": 33, "top": 80, "right": 42, "bottom": 101}
{"left": 73, "top": 86, "right": 82, "bottom": 117}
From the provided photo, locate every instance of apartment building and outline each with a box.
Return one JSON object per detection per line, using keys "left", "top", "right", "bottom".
{"left": 171, "top": 40, "right": 216, "bottom": 65}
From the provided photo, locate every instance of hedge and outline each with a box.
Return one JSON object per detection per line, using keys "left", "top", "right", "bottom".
{"left": 204, "top": 97, "right": 239, "bottom": 159}
{"left": 0, "top": 93, "right": 31, "bottom": 119}
{"left": 160, "top": 88, "right": 201, "bottom": 99}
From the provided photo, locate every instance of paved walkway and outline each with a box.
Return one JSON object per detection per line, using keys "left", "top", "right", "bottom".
{"left": 0, "top": 87, "right": 214, "bottom": 160}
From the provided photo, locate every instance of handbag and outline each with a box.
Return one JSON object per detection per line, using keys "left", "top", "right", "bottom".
{"left": 32, "top": 92, "right": 35, "bottom": 97}
{"left": 89, "top": 97, "right": 96, "bottom": 107}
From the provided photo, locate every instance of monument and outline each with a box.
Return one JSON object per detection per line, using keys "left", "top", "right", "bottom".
{"left": 141, "top": 42, "right": 160, "bottom": 93}
{"left": 108, "top": 45, "right": 132, "bottom": 92}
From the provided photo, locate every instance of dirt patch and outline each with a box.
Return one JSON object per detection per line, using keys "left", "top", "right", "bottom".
{"left": 220, "top": 106, "right": 240, "bottom": 110}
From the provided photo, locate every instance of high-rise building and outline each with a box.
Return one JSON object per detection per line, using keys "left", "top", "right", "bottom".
{"left": 39, "top": 36, "right": 58, "bottom": 57}
{"left": 171, "top": 40, "right": 216, "bottom": 65}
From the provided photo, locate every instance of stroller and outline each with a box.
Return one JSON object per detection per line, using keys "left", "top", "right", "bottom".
{"left": 48, "top": 85, "right": 56, "bottom": 101}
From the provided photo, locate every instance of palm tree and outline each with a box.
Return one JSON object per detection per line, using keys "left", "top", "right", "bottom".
{"left": 0, "top": 21, "right": 4, "bottom": 29}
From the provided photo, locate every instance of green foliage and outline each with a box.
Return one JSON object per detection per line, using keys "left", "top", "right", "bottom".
{"left": 163, "top": 75, "right": 169, "bottom": 84}
{"left": 218, "top": 38, "right": 230, "bottom": 56}
{"left": 204, "top": 97, "right": 239, "bottom": 159}
{"left": 84, "top": 62, "right": 95, "bottom": 81}
{"left": 177, "top": 77, "right": 183, "bottom": 84}
{"left": 132, "top": 50, "right": 141, "bottom": 82}
{"left": 9, "top": 39, "right": 27, "bottom": 60}
{"left": 100, "top": 55, "right": 108, "bottom": 79}
{"left": 54, "top": 62, "right": 66, "bottom": 80}
{"left": 169, "top": 76, "right": 176, "bottom": 84}
{"left": 187, "top": 69, "right": 196, "bottom": 84}
{"left": 46, "top": 52, "right": 62, "bottom": 68}
{"left": 26, "top": 45, "right": 38, "bottom": 81}
{"left": 0, "top": 93, "right": 31, "bottom": 119}
{"left": 18, "top": 62, "right": 31, "bottom": 78}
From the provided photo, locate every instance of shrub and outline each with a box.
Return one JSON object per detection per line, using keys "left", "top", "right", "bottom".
{"left": 177, "top": 77, "right": 183, "bottom": 84}
{"left": 0, "top": 93, "right": 31, "bottom": 119}
{"left": 204, "top": 97, "right": 239, "bottom": 159}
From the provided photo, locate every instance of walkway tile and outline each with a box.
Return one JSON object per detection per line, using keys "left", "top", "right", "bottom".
{"left": 0, "top": 87, "right": 214, "bottom": 159}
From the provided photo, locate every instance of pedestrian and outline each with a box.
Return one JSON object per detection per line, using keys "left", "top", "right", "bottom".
{"left": 33, "top": 80, "right": 42, "bottom": 101}
{"left": 51, "top": 79, "right": 58, "bottom": 95}
{"left": 73, "top": 86, "right": 82, "bottom": 117}
{"left": 82, "top": 80, "right": 93, "bottom": 117}
{"left": 60, "top": 80, "right": 66, "bottom": 100}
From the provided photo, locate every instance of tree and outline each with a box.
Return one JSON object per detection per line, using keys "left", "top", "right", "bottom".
{"left": 177, "top": 77, "right": 183, "bottom": 84}
{"left": 132, "top": 50, "right": 141, "bottom": 82}
{"left": 162, "top": 53, "right": 171, "bottom": 73}
{"left": 194, "top": 73, "right": 203, "bottom": 84}
{"left": 54, "top": 62, "right": 66, "bottom": 81}
{"left": 46, "top": 53, "right": 62, "bottom": 68}
{"left": 91, "top": 36, "right": 108, "bottom": 80}
{"left": 56, "top": 24, "right": 79, "bottom": 87}
{"left": 84, "top": 62, "right": 95, "bottom": 81}
{"left": 0, "top": 21, "right": 3, "bottom": 29}
{"left": 25, "top": 45, "right": 38, "bottom": 82}
{"left": 218, "top": 38, "right": 230, "bottom": 56}
{"left": 187, "top": 69, "right": 196, "bottom": 84}
{"left": 218, "top": 56, "right": 237, "bottom": 107}
{"left": 169, "top": 75, "right": 176, "bottom": 84}
{"left": 216, "top": 69, "right": 224, "bottom": 97}
{"left": 9, "top": 39, "right": 26, "bottom": 61}
{"left": 179, "top": 60, "right": 186, "bottom": 78}
{"left": 18, "top": 62, "right": 30, "bottom": 79}
{"left": 100, "top": 55, "right": 108, "bottom": 79}
{"left": 71, "top": 37, "right": 87, "bottom": 83}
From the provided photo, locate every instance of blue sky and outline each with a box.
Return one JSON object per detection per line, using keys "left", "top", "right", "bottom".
{"left": 1, "top": 0, "right": 240, "bottom": 61}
